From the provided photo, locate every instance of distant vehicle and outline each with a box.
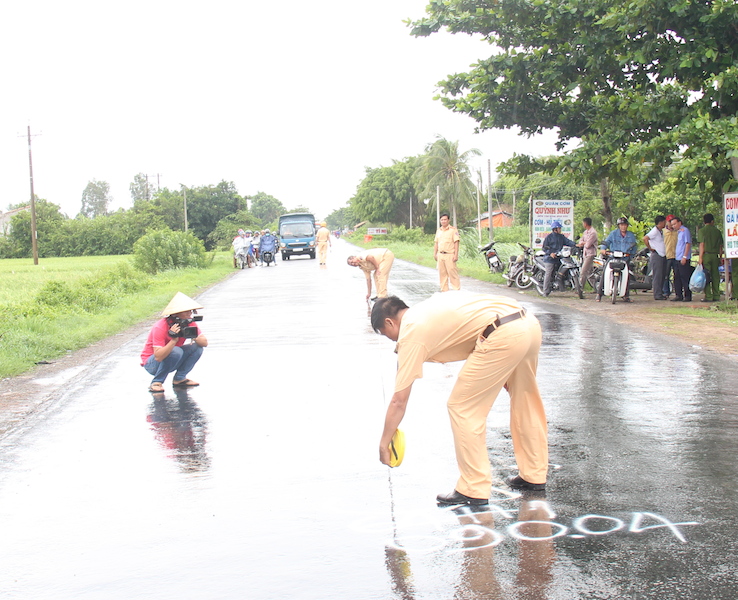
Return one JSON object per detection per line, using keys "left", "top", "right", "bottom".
{"left": 278, "top": 213, "right": 316, "bottom": 260}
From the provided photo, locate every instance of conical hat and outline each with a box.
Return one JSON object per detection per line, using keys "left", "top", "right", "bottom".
{"left": 161, "top": 292, "right": 203, "bottom": 316}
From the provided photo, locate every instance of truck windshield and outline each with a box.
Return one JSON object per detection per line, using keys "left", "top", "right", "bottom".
{"left": 281, "top": 223, "right": 314, "bottom": 237}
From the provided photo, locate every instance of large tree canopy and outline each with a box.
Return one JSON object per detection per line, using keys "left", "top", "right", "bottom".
{"left": 80, "top": 179, "right": 112, "bottom": 218}
{"left": 350, "top": 156, "right": 421, "bottom": 226}
{"left": 410, "top": 0, "right": 738, "bottom": 221}
{"left": 249, "top": 192, "right": 286, "bottom": 225}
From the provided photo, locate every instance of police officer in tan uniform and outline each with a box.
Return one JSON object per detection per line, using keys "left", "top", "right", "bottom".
{"left": 347, "top": 248, "right": 395, "bottom": 300}
{"left": 316, "top": 221, "right": 332, "bottom": 265}
{"left": 434, "top": 212, "right": 460, "bottom": 291}
{"left": 372, "top": 292, "right": 548, "bottom": 506}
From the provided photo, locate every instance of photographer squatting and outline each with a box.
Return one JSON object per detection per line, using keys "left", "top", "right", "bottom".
{"left": 140, "top": 292, "right": 208, "bottom": 393}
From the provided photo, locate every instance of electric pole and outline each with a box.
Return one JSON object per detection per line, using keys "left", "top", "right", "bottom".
{"left": 27, "top": 126, "right": 39, "bottom": 265}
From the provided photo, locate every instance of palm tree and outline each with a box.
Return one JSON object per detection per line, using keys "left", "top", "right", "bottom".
{"left": 414, "top": 136, "right": 481, "bottom": 227}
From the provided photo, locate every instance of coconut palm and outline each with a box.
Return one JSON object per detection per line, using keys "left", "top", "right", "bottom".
{"left": 414, "top": 136, "right": 481, "bottom": 227}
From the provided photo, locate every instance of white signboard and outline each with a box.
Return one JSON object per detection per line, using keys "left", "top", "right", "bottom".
{"left": 724, "top": 192, "right": 738, "bottom": 259}
{"left": 531, "top": 200, "right": 575, "bottom": 249}
{"left": 367, "top": 228, "right": 388, "bottom": 235}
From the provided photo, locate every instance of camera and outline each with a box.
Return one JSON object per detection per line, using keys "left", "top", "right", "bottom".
{"left": 167, "top": 314, "right": 203, "bottom": 339}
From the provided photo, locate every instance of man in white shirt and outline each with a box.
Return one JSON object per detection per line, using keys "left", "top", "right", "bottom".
{"left": 643, "top": 215, "right": 667, "bottom": 301}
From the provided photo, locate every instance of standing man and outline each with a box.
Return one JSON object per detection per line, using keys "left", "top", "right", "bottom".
{"left": 372, "top": 293, "right": 548, "bottom": 505}
{"left": 663, "top": 214, "right": 678, "bottom": 298}
{"left": 698, "top": 213, "right": 724, "bottom": 302}
{"left": 542, "top": 221, "right": 576, "bottom": 296}
{"left": 347, "top": 248, "right": 395, "bottom": 300}
{"left": 434, "top": 212, "right": 460, "bottom": 291}
{"left": 597, "top": 217, "right": 638, "bottom": 302}
{"left": 670, "top": 216, "right": 693, "bottom": 302}
{"left": 577, "top": 217, "right": 598, "bottom": 292}
{"left": 316, "top": 221, "right": 332, "bottom": 265}
{"left": 643, "top": 216, "right": 668, "bottom": 301}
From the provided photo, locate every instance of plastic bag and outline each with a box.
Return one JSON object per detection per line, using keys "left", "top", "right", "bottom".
{"left": 689, "top": 264, "right": 706, "bottom": 293}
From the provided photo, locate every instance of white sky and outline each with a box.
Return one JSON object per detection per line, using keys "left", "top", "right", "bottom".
{"left": 1, "top": 0, "right": 559, "bottom": 220}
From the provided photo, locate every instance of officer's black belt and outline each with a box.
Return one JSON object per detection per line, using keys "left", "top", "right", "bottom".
{"left": 482, "top": 310, "right": 526, "bottom": 338}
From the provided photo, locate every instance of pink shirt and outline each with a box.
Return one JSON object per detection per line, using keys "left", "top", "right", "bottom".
{"left": 140, "top": 318, "right": 201, "bottom": 365}
{"left": 581, "top": 228, "right": 598, "bottom": 257}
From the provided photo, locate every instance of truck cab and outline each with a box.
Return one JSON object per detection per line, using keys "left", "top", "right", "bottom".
{"left": 278, "top": 213, "right": 316, "bottom": 260}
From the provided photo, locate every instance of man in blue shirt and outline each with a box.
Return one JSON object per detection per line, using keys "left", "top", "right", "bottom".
{"left": 597, "top": 217, "right": 638, "bottom": 302}
{"left": 541, "top": 221, "right": 576, "bottom": 296}
{"left": 670, "top": 216, "right": 693, "bottom": 302}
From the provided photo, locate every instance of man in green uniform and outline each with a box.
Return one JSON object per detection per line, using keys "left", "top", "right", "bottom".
{"left": 698, "top": 213, "right": 724, "bottom": 302}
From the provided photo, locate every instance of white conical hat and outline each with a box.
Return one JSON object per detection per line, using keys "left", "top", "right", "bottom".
{"left": 161, "top": 292, "right": 203, "bottom": 316}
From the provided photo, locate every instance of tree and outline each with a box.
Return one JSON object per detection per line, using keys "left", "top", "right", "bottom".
{"left": 80, "top": 179, "right": 112, "bottom": 218}
{"left": 325, "top": 205, "right": 358, "bottom": 230}
{"left": 4, "top": 199, "right": 66, "bottom": 258}
{"left": 410, "top": 0, "right": 738, "bottom": 223}
{"left": 350, "top": 157, "right": 421, "bottom": 226}
{"left": 414, "top": 137, "right": 480, "bottom": 226}
{"left": 249, "top": 192, "right": 286, "bottom": 225}
{"left": 130, "top": 173, "right": 152, "bottom": 203}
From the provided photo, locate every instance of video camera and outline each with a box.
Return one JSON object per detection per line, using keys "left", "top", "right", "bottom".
{"left": 167, "top": 314, "right": 203, "bottom": 339}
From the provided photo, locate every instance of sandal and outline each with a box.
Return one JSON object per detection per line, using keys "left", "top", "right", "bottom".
{"left": 172, "top": 379, "right": 200, "bottom": 387}
{"left": 148, "top": 382, "right": 165, "bottom": 393}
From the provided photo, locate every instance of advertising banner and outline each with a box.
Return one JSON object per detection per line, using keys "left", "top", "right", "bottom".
{"left": 724, "top": 192, "right": 738, "bottom": 259}
{"left": 530, "top": 200, "right": 575, "bottom": 249}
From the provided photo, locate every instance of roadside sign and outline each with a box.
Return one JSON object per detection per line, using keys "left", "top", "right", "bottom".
{"left": 724, "top": 192, "right": 738, "bottom": 259}
{"left": 530, "top": 200, "right": 575, "bottom": 249}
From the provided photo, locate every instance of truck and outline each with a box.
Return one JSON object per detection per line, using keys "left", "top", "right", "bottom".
{"left": 278, "top": 213, "right": 317, "bottom": 260}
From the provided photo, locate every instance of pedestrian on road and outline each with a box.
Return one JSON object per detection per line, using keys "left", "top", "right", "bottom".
{"left": 140, "top": 292, "right": 208, "bottom": 393}
{"left": 434, "top": 212, "right": 460, "bottom": 291}
{"left": 643, "top": 215, "right": 668, "bottom": 301}
{"left": 372, "top": 292, "right": 548, "bottom": 506}
{"left": 316, "top": 221, "right": 332, "bottom": 265}
{"left": 347, "top": 248, "right": 395, "bottom": 300}
{"left": 663, "top": 214, "right": 678, "bottom": 298}
{"left": 698, "top": 213, "right": 724, "bottom": 302}
{"left": 670, "top": 216, "right": 693, "bottom": 302}
{"left": 577, "top": 217, "right": 598, "bottom": 292}
{"left": 542, "top": 221, "right": 576, "bottom": 296}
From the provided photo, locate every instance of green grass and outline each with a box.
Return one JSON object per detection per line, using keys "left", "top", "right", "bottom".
{"left": 0, "top": 253, "right": 235, "bottom": 378}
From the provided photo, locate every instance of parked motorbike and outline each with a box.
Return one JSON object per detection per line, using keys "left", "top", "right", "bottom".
{"left": 601, "top": 251, "right": 631, "bottom": 303}
{"left": 479, "top": 240, "right": 504, "bottom": 273}
{"left": 629, "top": 247, "right": 652, "bottom": 291}
{"left": 533, "top": 246, "right": 584, "bottom": 298}
{"left": 503, "top": 243, "right": 535, "bottom": 289}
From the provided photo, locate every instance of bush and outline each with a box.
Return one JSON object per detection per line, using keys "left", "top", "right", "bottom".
{"left": 386, "top": 225, "right": 429, "bottom": 244}
{"left": 133, "top": 229, "right": 209, "bottom": 274}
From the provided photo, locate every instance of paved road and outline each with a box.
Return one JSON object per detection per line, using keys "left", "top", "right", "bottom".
{"left": 1, "top": 239, "right": 737, "bottom": 599}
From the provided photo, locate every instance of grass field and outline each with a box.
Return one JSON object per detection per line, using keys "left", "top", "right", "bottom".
{"left": 0, "top": 253, "right": 235, "bottom": 378}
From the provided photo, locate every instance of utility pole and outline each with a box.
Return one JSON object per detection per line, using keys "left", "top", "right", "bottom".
{"left": 179, "top": 184, "right": 189, "bottom": 232}
{"left": 26, "top": 126, "right": 39, "bottom": 265}
{"left": 487, "top": 159, "right": 494, "bottom": 241}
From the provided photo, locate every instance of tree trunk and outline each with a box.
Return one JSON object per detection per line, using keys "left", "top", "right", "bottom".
{"left": 600, "top": 177, "right": 613, "bottom": 230}
{"left": 451, "top": 198, "right": 458, "bottom": 228}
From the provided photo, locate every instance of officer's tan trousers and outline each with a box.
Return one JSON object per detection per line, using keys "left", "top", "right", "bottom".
{"left": 437, "top": 254, "right": 460, "bottom": 291}
{"left": 373, "top": 250, "right": 395, "bottom": 297}
{"left": 317, "top": 242, "right": 329, "bottom": 263}
{"left": 447, "top": 315, "right": 547, "bottom": 498}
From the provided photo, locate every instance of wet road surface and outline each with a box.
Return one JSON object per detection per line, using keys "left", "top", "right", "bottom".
{"left": 1, "top": 239, "right": 738, "bottom": 599}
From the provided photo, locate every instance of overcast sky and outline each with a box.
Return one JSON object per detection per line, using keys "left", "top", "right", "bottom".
{"left": 1, "top": 0, "right": 559, "bottom": 220}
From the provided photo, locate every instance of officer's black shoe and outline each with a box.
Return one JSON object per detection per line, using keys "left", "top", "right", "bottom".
{"left": 436, "top": 490, "right": 489, "bottom": 506}
{"left": 507, "top": 475, "right": 546, "bottom": 491}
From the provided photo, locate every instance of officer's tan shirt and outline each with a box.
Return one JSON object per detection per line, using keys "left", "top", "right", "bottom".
{"left": 394, "top": 291, "right": 524, "bottom": 392}
{"left": 316, "top": 227, "right": 331, "bottom": 243}
{"left": 358, "top": 248, "right": 389, "bottom": 273}
{"left": 435, "top": 226, "right": 460, "bottom": 254}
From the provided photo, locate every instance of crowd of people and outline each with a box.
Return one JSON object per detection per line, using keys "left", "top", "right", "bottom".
{"left": 231, "top": 228, "right": 278, "bottom": 267}
{"left": 542, "top": 213, "right": 726, "bottom": 303}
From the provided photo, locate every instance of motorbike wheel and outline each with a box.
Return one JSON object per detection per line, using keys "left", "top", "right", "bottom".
{"left": 505, "top": 271, "right": 515, "bottom": 287}
{"left": 515, "top": 270, "right": 534, "bottom": 290}
{"left": 611, "top": 275, "right": 618, "bottom": 304}
{"left": 573, "top": 275, "right": 584, "bottom": 299}
{"left": 534, "top": 277, "right": 546, "bottom": 296}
